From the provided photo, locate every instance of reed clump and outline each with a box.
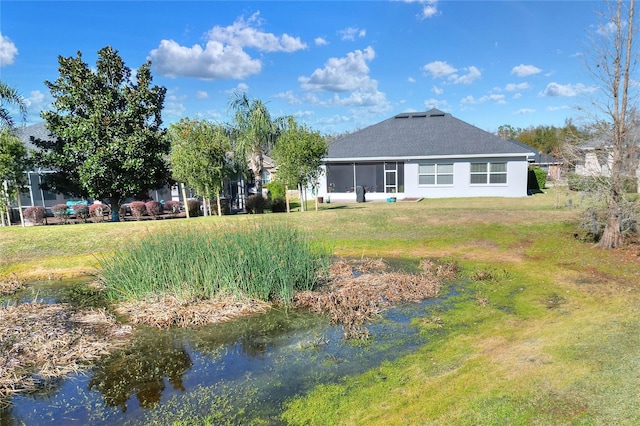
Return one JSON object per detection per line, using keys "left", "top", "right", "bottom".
{"left": 99, "top": 222, "right": 331, "bottom": 306}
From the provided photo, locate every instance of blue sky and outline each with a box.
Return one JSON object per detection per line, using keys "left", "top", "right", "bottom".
{"left": 1, "top": 1, "right": 606, "bottom": 135}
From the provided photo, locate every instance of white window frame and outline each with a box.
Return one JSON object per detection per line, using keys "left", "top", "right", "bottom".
{"left": 470, "top": 162, "right": 507, "bottom": 185}
{"left": 418, "top": 163, "right": 454, "bottom": 186}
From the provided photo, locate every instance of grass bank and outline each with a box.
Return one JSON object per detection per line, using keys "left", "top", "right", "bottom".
{"left": 2, "top": 188, "right": 639, "bottom": 423}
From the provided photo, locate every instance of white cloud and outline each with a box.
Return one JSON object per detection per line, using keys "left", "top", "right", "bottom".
{"left": 404, "top": 0, "right": 440, "bottom": 19}
{"left": 315, "top": 37, "right": 328, "bottom": 46}
{"left": 408, "top": 77, "right": 416, "bottom": 83}
{"left": 195, "top": 90, "right": 209, "bottom": 99}
{"left": 505, "top": 82, "right": 530, "bottom": 91}
{"left": 424, "top": 98, "right": 449, "bottom": 110}
{"left": 511, "top": 64, "right": 542, "bottom": 77}
{"left": 432, "top": 85, "right": 443, "bottom": 95}
{"left": 460, "top": 93, "right": 505, "bottom": 105}
{"left": 542, "top": 82, "right": 598, "bottom": 97}
{"left": 225, "top": 82, "right": 250, "bottom": 95}
{"left": 423, "top": 61, "right": 456, "bottom": 78}
{"left": 275, "top": 90, "right": 302, "bottom": 105}
{"left": 164, "top": 89, "right": 187, "bottom": 117}
{"left": 149, "top": 12, "right": 306, "bottom": 80}
{"left": 423, "top": 61, "right": 480, "bottom": 85}
{"left": 516, "top": 108, "right": 535, "bottom": 115}
{"left": 150, "top": 39, "right": 262, "bottom": 80}
{"left": 451, "top": 66, "right": 481, "bottom": 85}
{"left": 547, "top": 105, "right": 571, "bottom": 111}
{"left": 338, "top": 27, "right": 366, "bottom": 41}
{"left": 299, "top": 46, "right": 376, "bottom": 92}
{"left": 0, "top": 34, "right": 18, "bottom": 66}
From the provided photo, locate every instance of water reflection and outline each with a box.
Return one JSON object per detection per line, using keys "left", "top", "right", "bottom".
{"left": 88, "top": 334, "right": 193, "bottom": 412}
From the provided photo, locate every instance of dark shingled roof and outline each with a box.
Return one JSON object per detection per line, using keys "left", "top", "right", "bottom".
{"left": 14, "top": 122, "right": 54, "bottom": 150}
{"left": 327, "top": 109, "right": 533, "bottom": 160}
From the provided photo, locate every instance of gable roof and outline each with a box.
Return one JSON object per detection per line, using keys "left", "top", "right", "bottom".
{"left": 326, "top": 109, "right": 533, "bottom": 161}
{"left": 14, "top": 122, "right": 54, "bottom": 150}
{"left": 508, "top": 139, "right": 562, "bottom": 165}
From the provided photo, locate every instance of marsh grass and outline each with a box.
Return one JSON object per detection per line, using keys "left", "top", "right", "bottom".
{"left": 98, "top": 222, "right": 331, "bottom": 304}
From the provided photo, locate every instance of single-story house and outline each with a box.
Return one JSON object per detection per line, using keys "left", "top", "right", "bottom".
{"left": 9, "top": 122, "right": 249, "bottom": 219}
{"left": 318, "top": 109, "right": 535, "bottom": 201}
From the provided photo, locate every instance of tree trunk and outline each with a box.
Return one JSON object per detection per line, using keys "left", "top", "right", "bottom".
{"left": 181, "top": 182, "right": 190, "bottom": 219}
{"left": 110, "top": 197, "right": 122, "bottom": 222}
{"left": 285, "top": 185, "right": 290, "bottom": 213}
{"left": 600, "top": 206, "right": 624, "bottom": 247}
{"left": 216, "top": 191, "right": 222, "bottom": 216}
{"left": 16, "top": 191, "right": 25, "bottom": 227}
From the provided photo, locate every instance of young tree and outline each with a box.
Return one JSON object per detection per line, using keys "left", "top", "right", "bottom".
{"left": 227, "top": 92, "right": 283, "bottom": 197}
{"left": 0, "top": 128, "right": 31, "bottom": 226}
{"left": 584, "top": 0, "right": 639, "bottom": 248}
{"left": 271, "top": 117, "right": 328, "bottom": 212}
{"left": 32, "top": 46, "right": 170, "bottom": 222}
{"left": 0, "top": 81, "right": 27, "bottom": 130}
{"left": 168, "top": 118, "right": 233, "bottom": 216}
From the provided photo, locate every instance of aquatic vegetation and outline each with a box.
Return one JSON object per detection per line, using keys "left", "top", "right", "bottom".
{"left": 98, "top": 222, "right": 332, "bottom": 306}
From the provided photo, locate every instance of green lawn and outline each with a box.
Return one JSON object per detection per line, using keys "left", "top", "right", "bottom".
{"left": 2, "top": 187, "right": 639, "bottom": 424}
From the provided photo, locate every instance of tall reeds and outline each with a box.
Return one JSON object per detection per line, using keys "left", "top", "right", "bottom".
{"left": 98, "top": 222, "right": 331, "bottom": 304}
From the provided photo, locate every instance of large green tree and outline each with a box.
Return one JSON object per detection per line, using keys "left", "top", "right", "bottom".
{"left": 0, "top": 81, "right": 27, "bottom": 130}
{"left": 0, "top": 128, "right": 31, "bottom": 226}
{"left": 168, "top": 118, "right": 233, "bottom": 216}
{"left": 33, "top": 46, "right": 170, "bottom": 221}
{"left": 227, "top": 92, "right": 283, "bottom": 197}
{"left": 271, "top": 117, "right": 328, "bottom": 212}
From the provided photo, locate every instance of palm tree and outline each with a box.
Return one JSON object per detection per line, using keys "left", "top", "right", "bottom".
{"left": 227, "top": 91, "right": 283, "bottom": 196}
{"left": 0, "top": 81, "right": 27, "bottom": 130}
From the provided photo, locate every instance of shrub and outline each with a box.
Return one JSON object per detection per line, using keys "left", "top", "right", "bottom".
{"left": 164, "top": 200, "right": 181, "bottom": 217}
{"left": 265, "top": 181, "right": 286, "bottom": 200}
{"left": 211, "top": 198, "right": 230, "bottom": 216}
{"left": 186, "top": 199, "right": 201, "bottom": 217}
{"left": 52, "top": 204, "right": 71, "bottom": 224}
{"left": 99, "top": 223, "right": 331, "bottom": 304}
{"left": 129, "top": 201, "right": 147, "bottom": 221}
{"left": 145, "top": 201, "right": 163, "bottom": 219}
{"left": 89, "top": 203, "right": 109, "bottom": 222}
{"left": 24, "top": 206, "right": 46, "bottom": 225}
{"left": 528, "top": 167, "right": 547, "bottom": 193}
{"left": 270, "top": 197, "right": 287, "bottom": 213}
{"left": 73, "top": 204, "right": 90, "bottom": 223}
{"left": 246, "top": 194, "right": 266, "bottom": 214}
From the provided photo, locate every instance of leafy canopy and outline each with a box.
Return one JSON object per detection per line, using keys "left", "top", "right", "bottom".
{"left": 271, "top": 117, "right": 328, "bottom": 190}
{"left": 168, "top": 118, "right": 233, "bottom": 199}
{"left": 33, "top": 46, "right": 170, "bottom": 221}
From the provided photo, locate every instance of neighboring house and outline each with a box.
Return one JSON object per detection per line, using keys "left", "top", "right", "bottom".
{"left": 509, "top": 139, "right": 563, "bottom": 181}
{"left": 318, "top": 109, "right": 534, "bottom": 201}
{"left": 11, "top": 122, "right": 248, "bottom": 218}
{"left": 573, "top": 137, "right": 640, "bottom": 192}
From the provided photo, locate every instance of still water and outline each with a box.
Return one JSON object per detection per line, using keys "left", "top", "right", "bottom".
{"left": 1, "top": 282, "right": 446, "bottom": 425}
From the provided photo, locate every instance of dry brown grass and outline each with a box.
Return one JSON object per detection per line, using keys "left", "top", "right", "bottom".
{"left": 0, "top": 302, "right": 132, "bottom": 405}
{"left": 0, "top": 273, "right": 26, "bottom": 296}
{"left": 293, "top": 258, "right": 455, "bottom": 339}
{"left": 114, "top": 296, "right": 271, "bottom": 328}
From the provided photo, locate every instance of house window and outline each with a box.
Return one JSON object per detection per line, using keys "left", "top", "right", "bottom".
{"left": 419, "top": 163, "right": 453, "bottom": 185}
{"left": 470, "top": 162, "right": 507, "bottom": 184}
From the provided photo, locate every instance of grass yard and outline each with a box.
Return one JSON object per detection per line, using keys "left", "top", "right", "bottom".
{"left": 2, "top": 187, "right": 639, "bottom": 424}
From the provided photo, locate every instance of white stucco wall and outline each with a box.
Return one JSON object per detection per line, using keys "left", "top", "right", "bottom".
{"left": 318, "top": 157, "right": 530, "bottom": 201}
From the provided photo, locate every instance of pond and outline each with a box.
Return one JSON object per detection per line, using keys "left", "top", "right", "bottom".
{"left": 1, "top": 281, "right": 450, "bottom": 425}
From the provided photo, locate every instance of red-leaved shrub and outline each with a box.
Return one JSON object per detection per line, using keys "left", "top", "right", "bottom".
{"left": 73, "top": 204, "right": 90, "bottom": 223}
{"left": 245, "top": 194, "right": 266, "bottom": 214}
{"left": 52, "top": 204, "right": 71, "bottom": 224}
{"left": 24, "top": 206, "right": 46, "bottom": 225}
{"left": 89, "top": 203, "right": 109, "bottom": 222}
{"left": 129, "top": 201, "right": 147, "bottom": 221}
{"left": 164, "top": 200, "right": 181, "bottom": 217}
{"left": 145, "top": 201, "right": 163, "bottom": 219}
{"left": 186, "top": 199, "right": 201, "bottom": 217}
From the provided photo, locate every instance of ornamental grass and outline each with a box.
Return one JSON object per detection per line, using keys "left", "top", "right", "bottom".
{"left": 98, "top": 222, "right": 331, "bottom": 305}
